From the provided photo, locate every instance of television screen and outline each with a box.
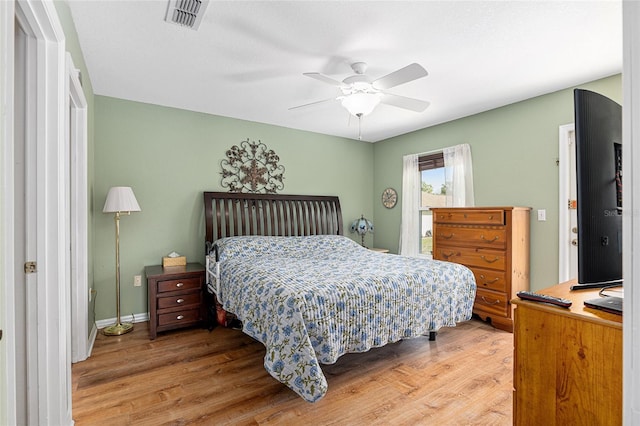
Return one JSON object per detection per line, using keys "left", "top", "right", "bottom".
{"left": 574, "top": 89, "right": 622, "bottom": 286}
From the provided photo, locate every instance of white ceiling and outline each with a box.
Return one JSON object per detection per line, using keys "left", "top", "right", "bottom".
{"left": 67, "top": 0, "right": 622, "bottom": 143}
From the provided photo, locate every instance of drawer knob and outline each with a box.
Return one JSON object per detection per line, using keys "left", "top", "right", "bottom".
{"left": 488, "top": 215, "right": 493, "bottom": 220}
{"left": 176, "top": 315, "right": 184, "bottom": 320}
{"left": 481, "top": 296, "right": 501, "bottom": 305}
{"left": 440, "top": 233, "right": 454, "bottom": 239}
{"left": 480, "top": 255, "right": 500, "bottom": 264}
{"left": 176, "top": 282, "right": 184, "bottom": 288}
{"left": 480, "top": 235, "right": 499, "bottom": 243}
{"left": 177, "top": 298, "right": 184, "bottom": 304}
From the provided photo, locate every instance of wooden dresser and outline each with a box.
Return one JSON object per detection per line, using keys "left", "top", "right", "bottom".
{"left": 431, "top": 207, "right": 530, "bottom": 332}
{"left": 146, "top": 263, "right": 205, "bottom": 339}
{"left": 512, "top": 281, "right": 622, "bottom": 424}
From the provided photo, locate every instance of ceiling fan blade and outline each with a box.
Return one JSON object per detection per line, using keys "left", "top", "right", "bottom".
{"left": 381, "top": 93, "right": 430, "bottom": 112}
{"left": 303, "top": 72, "right": 345, "bottom": 87}
{"left": 373, "top": 63, "right": 428, "bottom": 90}
{"left": 289, "top": 97, "right": 337, "bottom": 111}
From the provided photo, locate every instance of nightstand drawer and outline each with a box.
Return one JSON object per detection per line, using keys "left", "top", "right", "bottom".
{"left": 158, "top": 308, "right": 200, "bottom": 326}
{"left": 157, "top": 292, "right": 201, "bottom": 309}
{"left": 157, "top": 277, "right": 201, "bottom": 293}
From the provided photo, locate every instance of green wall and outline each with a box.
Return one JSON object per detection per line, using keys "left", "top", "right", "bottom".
{"left": 93, "top": 76, "right": 622, "bottom": 320}
{"left": 372, "top": 74, "right": 622, "bottom": 291}
{"left": 93, "top": 96, "right": 374, "bottom": 320}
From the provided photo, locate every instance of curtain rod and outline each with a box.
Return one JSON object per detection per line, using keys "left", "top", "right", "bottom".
{"left": 404, "top": 148, "right": 442, "bottom": 158}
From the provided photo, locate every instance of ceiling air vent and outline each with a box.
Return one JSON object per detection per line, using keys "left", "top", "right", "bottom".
{"left": 165, "top": 0, "right": 209, "bottom": 30}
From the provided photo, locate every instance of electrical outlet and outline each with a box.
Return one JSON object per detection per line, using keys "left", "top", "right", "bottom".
{"left": 134, "top": 275, "right": 142, "bottom": 287}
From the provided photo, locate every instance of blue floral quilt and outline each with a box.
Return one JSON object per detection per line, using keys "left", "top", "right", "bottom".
{"left": 209, "top": 235, "right": 476, "bottom": 402}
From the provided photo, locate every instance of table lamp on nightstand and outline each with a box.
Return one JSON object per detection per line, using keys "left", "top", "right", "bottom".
{"left": 350, "top": 214, "right": 374, "bottom": 247}
{"left": 102, "top": 186, "right": 141, "bottom": 336}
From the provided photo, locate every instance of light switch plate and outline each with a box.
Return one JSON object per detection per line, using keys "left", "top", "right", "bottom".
{"left": 537, "top": 209, "right": 546, "bottom": 221}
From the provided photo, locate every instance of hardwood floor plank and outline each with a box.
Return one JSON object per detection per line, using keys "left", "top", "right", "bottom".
{"left": 72, "top": 319, "right": 512, "bottom": 425}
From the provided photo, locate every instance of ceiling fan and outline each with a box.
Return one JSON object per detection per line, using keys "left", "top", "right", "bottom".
{"left": 290, "top": 62, "right": 430, "bottom": 118}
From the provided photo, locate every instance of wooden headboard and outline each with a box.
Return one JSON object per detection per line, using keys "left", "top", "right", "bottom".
{"left": 204, "top": 192, "right": 343, "bottom": 243}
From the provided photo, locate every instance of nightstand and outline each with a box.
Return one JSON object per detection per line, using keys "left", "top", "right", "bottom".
{"left": 146, "top": 263, "right": 205, "bottom": 340}
{"left": 370, "top": 247, "right": 389, "bottom": 253}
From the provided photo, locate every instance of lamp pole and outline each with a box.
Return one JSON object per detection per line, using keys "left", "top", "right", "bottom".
{"left": 103, "top": 211, "right": 134, "bottom": 336}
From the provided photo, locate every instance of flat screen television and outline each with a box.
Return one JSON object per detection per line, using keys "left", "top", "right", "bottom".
{"left": 573, "top": 89, "right": 622, "bottom": 289}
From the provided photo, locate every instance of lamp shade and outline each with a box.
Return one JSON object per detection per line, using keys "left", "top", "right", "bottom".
{"left": 350, "top": 215, "right": 374, "bottom": 235}
{"left": 103, "top": 186, "right": 141, "bottom": 213}
{"left": 341, "top": 92, "right": 382, "bottom": 117}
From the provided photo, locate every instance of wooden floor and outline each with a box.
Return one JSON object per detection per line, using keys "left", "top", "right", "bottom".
{"left": 72, "top": 319, "right": 513, "bottom": 425}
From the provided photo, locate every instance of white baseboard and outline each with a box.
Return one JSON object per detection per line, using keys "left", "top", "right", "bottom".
{"left": 87, "top": 323, "right": 98, "bottom": 358}
{"left": 95, "top": 312, "right": 149, "bottom": 330}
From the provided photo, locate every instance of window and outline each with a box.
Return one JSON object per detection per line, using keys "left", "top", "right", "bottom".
{"left": 400, "top": 144, "right": 474, "bottom": 258}
{"left": 419, "top": 152, "right": 446, "bottom": 256}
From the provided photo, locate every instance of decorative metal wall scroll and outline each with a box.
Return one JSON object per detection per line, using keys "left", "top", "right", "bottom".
{"left": 220, "top": 139, "right": 285, "bottom": 193}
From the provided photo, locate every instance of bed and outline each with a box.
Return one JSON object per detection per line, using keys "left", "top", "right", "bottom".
{"left": 204, "top": 192, "right": 476, "bottom": 402}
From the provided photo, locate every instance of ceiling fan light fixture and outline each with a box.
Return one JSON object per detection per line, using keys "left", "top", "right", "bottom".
{"left": 341, "top": 92, "right": 382, "bottom": 117}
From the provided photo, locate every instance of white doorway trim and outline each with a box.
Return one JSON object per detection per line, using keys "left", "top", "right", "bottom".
{"left": 66, "top": 53, "right": 91, "bottom": 363}
{"left": 0, "top": 0, "right": 17, "bottom": 424}
{"left": 623, "top": 2, "right": 640, "bottom": 423}
{"left": 2, "top": 1, "right": 72, "bottom": 425}
{"left": 558, "top": 123, "right": 576, "bottom": 283}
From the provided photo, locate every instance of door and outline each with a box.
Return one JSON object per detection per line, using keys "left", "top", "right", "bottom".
{"left": 4, "top": 2, "right": 72, "bottom": 424}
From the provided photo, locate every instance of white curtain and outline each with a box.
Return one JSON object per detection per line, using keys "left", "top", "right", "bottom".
{"left": 443, "top": 143, "right": 475, "bottom": 207}
{"left": 399, "top": 153, "right": 420, "bottom": 256}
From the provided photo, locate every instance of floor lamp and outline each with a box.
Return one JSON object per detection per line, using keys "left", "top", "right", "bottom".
{"left": 102, "top": 186, "right": 141, "bottom": 336}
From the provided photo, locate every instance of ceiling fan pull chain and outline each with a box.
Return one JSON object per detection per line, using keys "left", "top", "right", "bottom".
{"left": 357, "top": 113, "right": 363, "bottom": 140}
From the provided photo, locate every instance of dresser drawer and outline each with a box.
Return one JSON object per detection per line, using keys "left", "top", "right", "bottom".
{"left": 470, "top": 267, "right": 508, "bottom": 292}
{"left": 434, "top": 246, "right": 506, "bottom": 271}
{"left": 474, "top": 288, "right": 509, "bottom": 317}
{"left": 157, "top": 277, "right": 201, "bottom": 293}
{"left": 158, "top": 308, "right": 201, "bottom": 326}
{"left": 157, "top": 292, "right": 201, "bottom": 309}
{"left": 435, "top": 226, "right": 507, "bottom": 250}
{"left": 433, "top": 209, "right": 505, "bottom": 225}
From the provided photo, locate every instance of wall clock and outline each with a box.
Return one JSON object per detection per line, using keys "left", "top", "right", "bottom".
{"left": 382, "top": 187, "right": 398, "bottom": 209}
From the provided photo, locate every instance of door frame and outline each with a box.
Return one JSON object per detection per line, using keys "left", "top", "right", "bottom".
{"left": 66, "top": 53, "right": 91, "bottom": 363}
{"left": 558, "top": 123, "right": 575, "bottom": 283}
{"left": 1, "top": 1, "right": 72, "bottom": 424}
{"left": 623, "top": 2, "right": 640, "bottom": 423}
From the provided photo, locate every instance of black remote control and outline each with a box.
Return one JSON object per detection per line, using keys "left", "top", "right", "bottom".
{"left": 517, "top": 291, "right": 572, "bottom": 308}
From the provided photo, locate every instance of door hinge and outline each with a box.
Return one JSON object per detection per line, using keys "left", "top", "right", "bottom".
{"left": 568, "top": 199, "right": 577, "bottom": 209}
{"left": 24, "top": 261, "right": 37, "bottom": 274}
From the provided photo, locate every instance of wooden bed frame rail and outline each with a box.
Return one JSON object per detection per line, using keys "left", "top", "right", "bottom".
{"left": 204, "top": 192, "right": 343, "bottom": 243}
